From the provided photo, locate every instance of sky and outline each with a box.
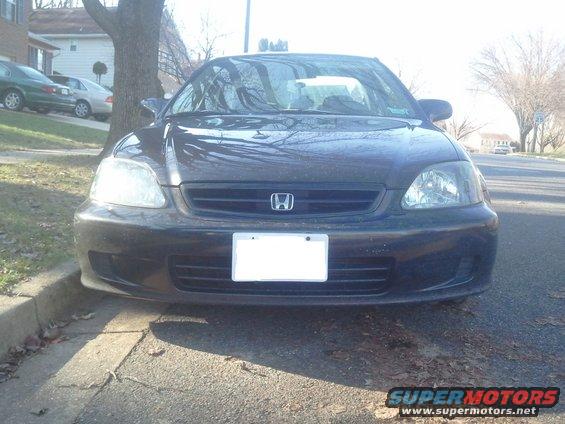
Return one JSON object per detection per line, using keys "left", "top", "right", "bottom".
{"left": 171, "top": 0, "right": 564, "bottom": 138}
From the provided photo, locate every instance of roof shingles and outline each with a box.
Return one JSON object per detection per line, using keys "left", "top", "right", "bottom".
{"left": 29, "top": 7, "right": 111, "bottom": 35}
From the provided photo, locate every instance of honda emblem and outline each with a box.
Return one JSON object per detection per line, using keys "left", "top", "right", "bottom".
{"left": 271, "top": 193, "right": 294, "bottom": 211}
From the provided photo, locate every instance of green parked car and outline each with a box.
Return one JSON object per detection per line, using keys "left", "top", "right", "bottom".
{"left": 0, "top": 60, "right": 75, "bottom": 114}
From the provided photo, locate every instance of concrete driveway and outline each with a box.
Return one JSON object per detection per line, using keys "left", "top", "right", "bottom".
{"left": 0, "top": 154, "right": 563, "bottom": 423}
{"left": 1, "top": 104, "right": 110, "bottom": 131}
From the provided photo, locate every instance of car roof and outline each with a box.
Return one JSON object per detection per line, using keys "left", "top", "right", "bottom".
{"left": 210, "top": 52, "right": 380, "bottom": 62}
{"left": 0, "top": 60, "right": 17, "bottom": 68}
{"left": 51, "top": 75, "right": 92, "bottom": 83}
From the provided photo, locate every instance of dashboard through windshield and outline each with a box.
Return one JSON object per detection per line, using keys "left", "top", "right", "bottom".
{"left": 169, "top": 55, "right": 419, "bottom": 119}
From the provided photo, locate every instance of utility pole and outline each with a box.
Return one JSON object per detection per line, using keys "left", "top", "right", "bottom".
{"left": 244, "top": 0, "right": 251, "bottom": 53}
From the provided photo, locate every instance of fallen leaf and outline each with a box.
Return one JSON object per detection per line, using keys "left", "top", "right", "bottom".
{"left": 48, "top": 336, "right": 69, "bottom": 345}
{"left": 533, "top": 317, "right": 565, "bottom": 326}
{"left": 8, "top": 345, "right": 26, "bottom": 357}
{"left": 548, "top": 290, "right": 565, "bottom": 300}
{"left": 327, "top": 403, "right": 347, "bottom": 414}
{"left": 72, "top": 312, "right": 95, "bottom": 321}
{"left": 51, "top": 320, "right": 70, "bottom": 328}
{"left": 41, "top": 327, "right": 62, "bottom": 341}
{"left": 287, "top": 402, "right": 302, "bottom": 412}
{"left": 30, "top": 408, "right": 48, "bottom": 417}
{"left": 0, "top": 363, "right": 18, "bottom": 373}
{"left": 106, "top": 369, "right": 119, "bottom": 382}
{"left": 324, "top": 349, "right": 350, "bottom": 360}
{"left": 148, "top": 348, "right": 165, "bottom": 357}
{"left": 24, "top": 335, "right": 42, "bottom": 352}
{"left": 239, "top": 362, "right": 266, "bottom": 377}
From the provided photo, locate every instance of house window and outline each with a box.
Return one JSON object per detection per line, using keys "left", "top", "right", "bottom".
{"left": 0, "top": 64, "right": 11, "bottom": 77}
{"left": 28, "top": 46, "right": 46, "bottom": 74}
{"left": 0, "top": 0, "right": 23, "bottom": 24}
{"left": 70, "top": 40, "right": 78, "bottom": 52}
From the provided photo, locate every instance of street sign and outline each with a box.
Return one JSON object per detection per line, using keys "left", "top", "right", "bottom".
{"left": 534, "top": 111, "right": 545, "bottom": 125}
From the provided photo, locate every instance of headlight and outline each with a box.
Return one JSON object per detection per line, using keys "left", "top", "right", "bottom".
{"left": 90, "top": 158, "right": 166, "bottom": 208}
{"left": 401, "top": 161, "right": 483, "bottom": 209}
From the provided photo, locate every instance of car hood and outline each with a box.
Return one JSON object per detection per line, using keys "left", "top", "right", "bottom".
{"left": 114, "top": 115, "right": 459, "bottom": 189}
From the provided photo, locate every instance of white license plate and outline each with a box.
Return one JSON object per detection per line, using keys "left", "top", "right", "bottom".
{"left": 232, "top": 233, "right": 328, "bottom": 282}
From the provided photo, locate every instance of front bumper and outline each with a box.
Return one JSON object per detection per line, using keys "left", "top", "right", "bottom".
{"left": 74, "top": 190, "right": 499, "bottom": 306}
{"left": 91, "top": 100, "right": 112, "bottom": 115}
{"left": 29, "top": 93, "right": 76, "bottom": 112}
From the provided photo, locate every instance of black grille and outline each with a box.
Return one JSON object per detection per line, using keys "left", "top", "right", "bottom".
{"left": 170, "top": 255, "right": 394, "bottom": 296}
{"left": 181, "top": 184, "right": 381, "bottom": 217}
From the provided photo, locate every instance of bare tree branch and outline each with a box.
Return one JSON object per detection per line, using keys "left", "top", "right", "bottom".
{"left": 445, "top": 116, "right": 485, "bottom": 140}
{"left": 472, "top": 31, "right": 564, "bottom": 152}
{"left": 395, "top": 61, "right": 423, "bottom": 96}
{"left": 82, "top": 0, "right": 118, "bottom": 40}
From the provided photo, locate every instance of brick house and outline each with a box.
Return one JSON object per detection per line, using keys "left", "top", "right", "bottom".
{"left": 0, "top": 0, "right": 59, "bottom": 73}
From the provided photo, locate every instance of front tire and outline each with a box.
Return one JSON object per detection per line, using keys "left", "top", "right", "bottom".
{"left": 93, "top": 114, "right": 109, "bottom": 122}
{"left": 74, "top": 100, "right": 91, "bottom": 119}
{"left": 438, "top": 297, "right": 469, "bottom": 306}
{"left": 2, "top": 90, "right": 24, "bottom": 111}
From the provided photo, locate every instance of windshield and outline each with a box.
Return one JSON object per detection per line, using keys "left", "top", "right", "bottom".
{"left": 169, "top": 55, "right": 419, "bottom": 118}
{"left": 17, "top": 66, "right": 52, "bottom": 83}
{"left": 82, "top": 78, "right": 110, "bottom": 92}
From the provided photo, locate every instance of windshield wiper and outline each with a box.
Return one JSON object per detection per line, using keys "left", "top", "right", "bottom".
{"left": 263, "top": 109, "right": 350, "bottom": 116}
{"left": 165, "top": 110, "right": 231, "bottom": 119}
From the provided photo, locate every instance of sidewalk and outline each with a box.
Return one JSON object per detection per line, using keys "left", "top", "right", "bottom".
{"left": 0, "top": 148, "right": 101, "bottom": 164}
{"left": 0, "top": 295, "right": 166, "bottom": 423}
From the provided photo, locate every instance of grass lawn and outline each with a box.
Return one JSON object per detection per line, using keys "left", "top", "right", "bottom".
{"left": 517, "top": 151, "right": 565, "bottom": 159}
{"left": 0, "top": 156, "right": 99, "bottom": 293}
{"left": 0, "top": 109, "right": 107, "bottom": 151}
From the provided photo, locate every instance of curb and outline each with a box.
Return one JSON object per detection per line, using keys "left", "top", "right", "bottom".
{"left": 0, "top": 260, "right": 93, "bottom": 358}
{"left": 511, "top": 153, "right": 565, "bottom": 162}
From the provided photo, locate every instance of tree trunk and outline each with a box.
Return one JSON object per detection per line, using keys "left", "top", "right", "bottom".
{"left": 530, "top": 124, "right": 538, "bottom": 153}
{"left": 539, "top": 122, "right": 546, "bottom": 153}
{"left": 515, "top": 112, "right": 532, "bottom": 152}
{"left": 83, "top": 0, "right": 165, "bottom": 156}
{"left": 519, "top": 127, "right": 532, "bottom": 152}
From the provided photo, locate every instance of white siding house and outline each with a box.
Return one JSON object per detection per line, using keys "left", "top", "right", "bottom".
{"left": 41, "top": 34, "right": 114, "bottom": 86}
{"left": 29, "top": 7, "right": 184, "bottom": 94}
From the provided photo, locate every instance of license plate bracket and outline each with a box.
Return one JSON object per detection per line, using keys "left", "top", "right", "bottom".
{"left": 232, "top": 233, "right": 329, "bottom": 282}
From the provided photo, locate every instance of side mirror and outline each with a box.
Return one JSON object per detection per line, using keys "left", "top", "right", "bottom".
{"left": 140, "top": 97, "right": 167, "bottom": 118}
{"left": 418, "top": 99, "right": 453, "bottom": 122}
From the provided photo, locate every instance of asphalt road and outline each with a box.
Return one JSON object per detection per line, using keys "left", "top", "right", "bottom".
{"left": 1, "top": 154, "right": 563, "bottom": 423}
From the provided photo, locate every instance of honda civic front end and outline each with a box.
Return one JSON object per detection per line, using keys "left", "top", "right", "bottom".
{"left": 74, "top": 53, "right": 498, "bottom": 306}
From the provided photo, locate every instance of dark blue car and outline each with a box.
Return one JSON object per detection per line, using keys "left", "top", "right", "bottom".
{"left": 74, "top": 54, "right": 498, "bottom": 305}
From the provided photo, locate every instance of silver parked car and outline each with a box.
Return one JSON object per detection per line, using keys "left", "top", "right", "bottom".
{"left": 491, "top": 145, "right": 512, "bottom": 155}
{"left": 49, "top": 75, "right": 112, "bottom": 121}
